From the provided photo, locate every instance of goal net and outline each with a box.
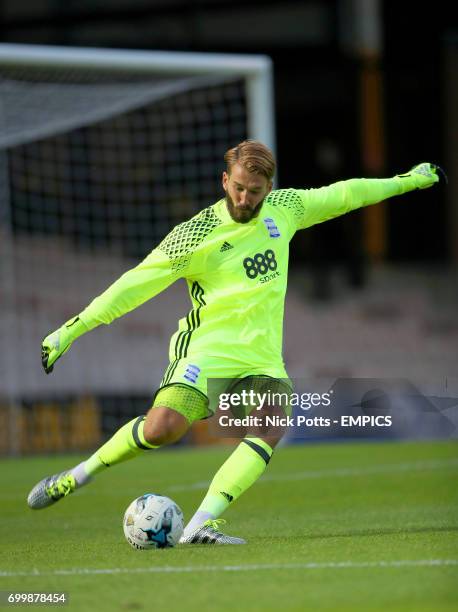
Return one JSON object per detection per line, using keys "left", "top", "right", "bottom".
{"left": 0, "top": 44, "right": 275, "bottom": 454}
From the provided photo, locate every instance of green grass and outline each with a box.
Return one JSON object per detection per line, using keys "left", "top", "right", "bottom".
{"left": 1, "top": 440, "right": 457, "bottom": 611}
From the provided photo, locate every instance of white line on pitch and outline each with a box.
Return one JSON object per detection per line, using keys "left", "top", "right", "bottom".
{"left": 168, "top": 457, "right": 458, "bottom": 492}
{"left": 0, "top": 559, "right": 457, "bottom": 578}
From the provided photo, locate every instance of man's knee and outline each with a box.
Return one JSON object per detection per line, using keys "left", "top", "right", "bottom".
{"left": 143, "top": 406, "right": 190, "bottom": 446}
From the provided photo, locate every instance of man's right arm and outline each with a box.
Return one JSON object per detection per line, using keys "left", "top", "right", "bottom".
{"left": 79, "top": 248, "right": 175, "bottom": 329}
{"left": 41, "top": 248, "right": 177, "bottom": 373}
{"left": 42, "top": 204, "right": 221, "bottom": 373}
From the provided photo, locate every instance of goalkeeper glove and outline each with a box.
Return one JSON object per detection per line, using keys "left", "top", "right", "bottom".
{"left": 41, "top": 316, "right": 88, "bottom": 374}
{"left": 396, "top": 162, "right": 444, "bottom": 192}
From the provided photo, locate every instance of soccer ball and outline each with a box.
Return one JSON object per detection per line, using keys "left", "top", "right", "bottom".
{"left": 123, "top": 493, "right": 184, "bottom": 549}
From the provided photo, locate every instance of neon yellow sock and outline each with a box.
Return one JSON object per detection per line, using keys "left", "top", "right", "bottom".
{"left": 84, "top": 416, "right": 157, "bottom": 476}
{"left": 184, "top": 437, "right": 273, "bottom": 533}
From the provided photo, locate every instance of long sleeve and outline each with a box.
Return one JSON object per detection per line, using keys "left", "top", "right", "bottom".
{"left": 77, "top": 203, "right": 222, "bottom": 331}
{"left": 78, "top": 248, "right": 177, "bottom": 330}
{"left": 295, "top": 176, "right": 406, "bottom": 230}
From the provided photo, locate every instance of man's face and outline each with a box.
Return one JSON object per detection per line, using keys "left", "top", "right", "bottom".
{"left": 222, "top": 163, "right": 272, "bottom": 224}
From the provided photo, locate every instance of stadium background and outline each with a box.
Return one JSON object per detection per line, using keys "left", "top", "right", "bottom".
{"left": 0, "top": 0, "right": 457, "bottom": 454}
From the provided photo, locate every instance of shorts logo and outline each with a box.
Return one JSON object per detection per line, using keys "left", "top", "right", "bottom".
{"left": 263, "top": 217, "right": 280, "bottom": 238}
{"left": 183, "top": 364, "right": 201, "bottom": 384}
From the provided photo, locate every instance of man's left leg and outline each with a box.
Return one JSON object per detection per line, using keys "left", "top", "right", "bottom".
{"left": 181, "top": 374, "right": 290, "bottom": 544}
{"left": 180, "top": 432, "right": 281, "bottom": 544}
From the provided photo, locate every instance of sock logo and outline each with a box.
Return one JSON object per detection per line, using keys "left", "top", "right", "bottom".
{"left": 220, "top": 491, "right": 234, "bottom": 503}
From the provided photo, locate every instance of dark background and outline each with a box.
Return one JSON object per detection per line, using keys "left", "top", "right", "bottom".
{"left": 1, "top": 0, "right": 456, "bottom": 267}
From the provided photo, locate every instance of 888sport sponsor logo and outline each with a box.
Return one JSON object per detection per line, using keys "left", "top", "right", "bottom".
{"left": 242, "top": 249, "right": 280, "bottom": 283}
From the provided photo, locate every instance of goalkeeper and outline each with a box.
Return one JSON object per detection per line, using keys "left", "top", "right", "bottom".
{"left": 27, "top": 140, "right": 441, "bottom": 544}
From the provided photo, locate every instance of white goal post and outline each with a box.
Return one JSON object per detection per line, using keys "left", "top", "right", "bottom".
{"left": 0, "top": 44, "right": 275, "bottom": 152}
{"left": 0, "top": 44, "right": 276, "bottom": 455}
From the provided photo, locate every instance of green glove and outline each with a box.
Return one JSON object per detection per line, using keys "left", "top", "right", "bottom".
{"left": 396, "top": 162, "right": 443, "bottom": 191}
{"left": 41, "top": 316, "right": 88, "bottom": 374}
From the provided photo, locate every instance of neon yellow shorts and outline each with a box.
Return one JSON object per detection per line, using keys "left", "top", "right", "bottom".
{"left": 152, "top": 356, "right": 291, "bottom": 424}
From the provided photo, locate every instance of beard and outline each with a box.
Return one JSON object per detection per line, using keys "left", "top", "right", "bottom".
{"left": 225, "top": 193, "right": 265, "bottom": 224}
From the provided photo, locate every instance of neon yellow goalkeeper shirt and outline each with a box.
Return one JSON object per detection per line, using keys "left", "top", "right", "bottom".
{"left": 78, "top": 177, "right": 407, "bottom": 368}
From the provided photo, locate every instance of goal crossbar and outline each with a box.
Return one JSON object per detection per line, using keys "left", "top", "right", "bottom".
{"left": 0, "top": 43, "right": 275, "bottom": 152}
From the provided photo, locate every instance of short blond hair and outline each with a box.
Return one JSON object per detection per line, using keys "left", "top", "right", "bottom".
{"left": 224, "top": 140, "right": 275, "bottom": 180}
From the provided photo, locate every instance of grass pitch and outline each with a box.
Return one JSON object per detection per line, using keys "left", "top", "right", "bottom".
{"left": 1, "top": 439, "right": 457, "bottom": 611}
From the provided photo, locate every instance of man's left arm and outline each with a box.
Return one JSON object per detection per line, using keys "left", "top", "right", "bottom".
{"left": 297, "top": 162, "right": 441, "bottom": 230}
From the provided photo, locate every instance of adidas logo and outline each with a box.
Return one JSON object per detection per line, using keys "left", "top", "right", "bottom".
{"left": 220, "top": 241, "right": 234, "bottom": 252}
{"left": 220, "top": 491, "right": 234, "bottom": 503}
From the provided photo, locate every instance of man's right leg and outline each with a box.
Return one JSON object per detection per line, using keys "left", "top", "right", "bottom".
{"left": 27, "top": 389, "right": 193, "bottom": 509}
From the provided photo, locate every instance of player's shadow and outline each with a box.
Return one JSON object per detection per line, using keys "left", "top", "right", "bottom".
{"left": 304, "top": 525, "right": 458, "bottom": 539}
